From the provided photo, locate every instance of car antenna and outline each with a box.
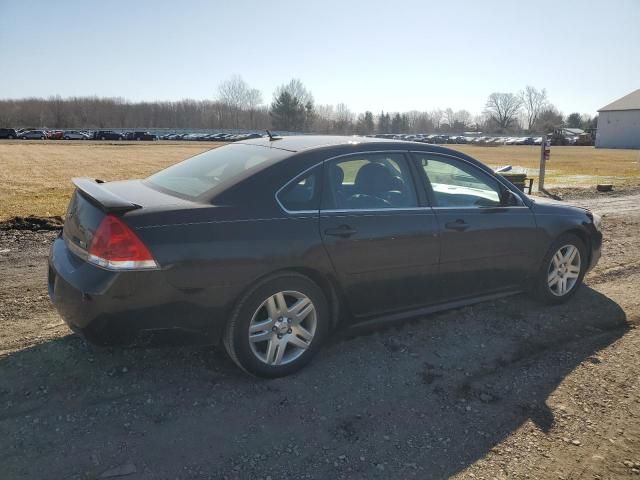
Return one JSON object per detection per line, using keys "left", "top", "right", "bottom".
{"left": 266, "top": 130, "right": 281, "bottom": 141}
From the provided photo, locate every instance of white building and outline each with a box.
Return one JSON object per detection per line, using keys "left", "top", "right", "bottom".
{"left": 596, "top": 89, "right": 640, "bottom": 149}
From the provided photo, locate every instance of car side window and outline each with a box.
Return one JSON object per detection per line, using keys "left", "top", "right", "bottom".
{"left": 415, "top": 154, "right": 502, "bottom": 208}
{"left": 277, "top": 167, "right": 321, "bottom": 212}
{"left": 323, "top": 153, "right": 417, "bottom": 210}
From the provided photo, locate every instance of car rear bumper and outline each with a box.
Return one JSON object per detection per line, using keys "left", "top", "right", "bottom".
{"left": 48, "top": 235, "right": 231, "bottom": 346}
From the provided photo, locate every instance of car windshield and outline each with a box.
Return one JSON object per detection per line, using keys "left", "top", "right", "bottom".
{"left": 146, "top": 143, "right": 287, "bottom": 199}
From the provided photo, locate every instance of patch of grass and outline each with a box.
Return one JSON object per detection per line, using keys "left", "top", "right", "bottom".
{"left": 1, "top": 142, "right": 639, "bottom": 220}
{"left": 447, "top": 145, "right": 640, "bottom": 187}
{"left": 0, "top": 141, "right": 218, "bottom": 219}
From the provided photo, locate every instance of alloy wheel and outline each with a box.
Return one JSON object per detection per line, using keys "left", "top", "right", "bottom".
{"left": 248, "top": 290, "right": 317, "bottom": 366}
{"left": 547, "top": 244, "right": 581, "bottom": 296}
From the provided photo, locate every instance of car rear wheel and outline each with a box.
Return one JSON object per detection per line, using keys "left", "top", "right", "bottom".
{"left": 224, "top": 273, "right": 329, "bottom": 377}
{"left": 531, "top": 233, "right": 586, "bottom": 304}
{"left": 101, "top": 136, "right": 106, "bottom": 140}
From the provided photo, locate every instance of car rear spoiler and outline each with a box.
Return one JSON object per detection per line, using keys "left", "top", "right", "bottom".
{"left": 72, "top": 178, "right": 142, "bottom": 213}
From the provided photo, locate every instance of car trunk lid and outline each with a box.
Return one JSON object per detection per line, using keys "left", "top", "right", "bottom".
{"left": 63, "top": 178, "right": 195, "bottom": 259}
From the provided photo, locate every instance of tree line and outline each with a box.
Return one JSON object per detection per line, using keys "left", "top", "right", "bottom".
{"left": 0, "top": 76, "right": 596, "bottom": 134}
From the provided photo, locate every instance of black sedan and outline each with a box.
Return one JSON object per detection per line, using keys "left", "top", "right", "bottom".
{"left": 93, "top": 130, "right": 124, "bottom": 141}
{"left": 48, "top": 136, "right": 602, "bottom": 377}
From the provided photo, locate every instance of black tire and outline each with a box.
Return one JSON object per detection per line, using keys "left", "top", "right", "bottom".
{"left": 8, "top": 135, "right": 14, "bottom": 139}
{"left": 101, "top": 136, "right": 106, "bottom": 141}
{"left": 224, "top": 272, "right": 330, "bottom": 378}
{"left": 530, "top": 233, "right": 587, "bottom": 304}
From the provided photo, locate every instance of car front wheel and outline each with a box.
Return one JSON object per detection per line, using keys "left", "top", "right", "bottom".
{"left": 224, "top": 273, "right": 329, "bottom": 377}
{"left": 531, "top": 233, "right": 587, "bottom": 304}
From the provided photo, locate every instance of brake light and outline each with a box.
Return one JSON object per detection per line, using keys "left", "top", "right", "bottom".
{"left": 88, "top": 214, "right": 158, "bottom": 270}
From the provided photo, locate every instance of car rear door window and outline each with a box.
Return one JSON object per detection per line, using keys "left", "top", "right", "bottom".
{"left": 323, "top": 153, "right": 417, "bottom": 210}
{"left": 277, "top": 167, "right": 321, "bottom": 212}
{"left": 414, "top": 154, "right": 502, "bottom": 208}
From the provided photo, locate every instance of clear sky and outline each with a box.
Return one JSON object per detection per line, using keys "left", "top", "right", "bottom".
{"left": 1, "top": 0, "right": 638, "bottom": 116}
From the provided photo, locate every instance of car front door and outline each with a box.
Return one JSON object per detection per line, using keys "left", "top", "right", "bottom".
{"left": 412, "top": 152, "right": 538, "bottom": 300}
{"left": 319, "top": 151, "right": 441, "bottom": 319}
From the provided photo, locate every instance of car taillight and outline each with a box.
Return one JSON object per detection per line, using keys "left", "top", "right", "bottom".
{"left": 88, "top": 214, "right": 158, "bottom": 270}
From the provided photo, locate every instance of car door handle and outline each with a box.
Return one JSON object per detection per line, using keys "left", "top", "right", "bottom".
{"left": 324, "top": 225, "right": 357, "bottom": 238}
{"left": 444, "top": 220, "right": 469, "bottom": 231}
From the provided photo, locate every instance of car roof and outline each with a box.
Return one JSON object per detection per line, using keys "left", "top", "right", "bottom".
{"left": 236, "top": 135, "right": 405, "bottom": 153}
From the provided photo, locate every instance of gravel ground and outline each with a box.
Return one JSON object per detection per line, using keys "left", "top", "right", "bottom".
{"left": 0, "top": 189, "right": 638, "bottom": 480}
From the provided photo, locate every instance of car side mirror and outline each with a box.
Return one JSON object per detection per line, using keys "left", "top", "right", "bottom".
{"left": 502, "top": 189, "right": 521, "bottom": 206}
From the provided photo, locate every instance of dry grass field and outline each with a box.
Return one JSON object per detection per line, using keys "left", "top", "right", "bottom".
{"left": 451, "top": 144, "right": 640, "bottom": 186}
{"left": 1, "top": 140, "right": 639, "bottom": 220}
{"left": 0, "top": 141, "right": 218, "bottom": 220}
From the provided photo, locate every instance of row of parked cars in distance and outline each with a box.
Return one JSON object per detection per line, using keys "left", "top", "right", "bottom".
{"left": 0, "top": 128, "right": 266, "bottom": 142}
{"left": 372, "top": 133, "right": 545, "bottom": 145}
{"left": 158, "top": 132, "right": 263, "bottom": 141}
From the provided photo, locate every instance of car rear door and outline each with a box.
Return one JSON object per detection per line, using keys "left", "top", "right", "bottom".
{"left": 411, "top": 151, "right": 538, "bottom": 300}
{"left": 319, "top": 151, "right": 441, "bottom": 318}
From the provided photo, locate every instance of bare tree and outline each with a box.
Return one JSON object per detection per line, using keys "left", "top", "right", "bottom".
{"left": 430, "top": 109, "right": 443, "bottom": 131}
{"left": 333, "top": 103, "right": 354, "bottom": 134}
{"left": 217, "top": 75, "right": 252, "bottom": 128}
{"left": 473, "top": 114, "right": 486, "bottom": 131}
{"left": 519, "top": 86, "right": 548, "bottom": 131}
{"left": 274, "top": 79, "right": 314, "bottom": 107}
{"left": 246, "top": 88, "right": 263, "bottom": 129}
{"left": 443, "top": 108, "right": 456, "bottom": 129}
{"left": 484, "top": 93, "right": 522, "bottom": 130}
{"left": 455, "top": 110, "right": 472, "bottom": 129}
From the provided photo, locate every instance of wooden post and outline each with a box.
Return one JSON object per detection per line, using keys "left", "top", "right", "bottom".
{"left": 539, "top": 137, "right": 547, "bottom": 191}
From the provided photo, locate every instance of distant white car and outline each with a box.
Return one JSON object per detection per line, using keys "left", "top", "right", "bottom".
{"left": 63, "top": 130, "right": 90, "bottom": 140}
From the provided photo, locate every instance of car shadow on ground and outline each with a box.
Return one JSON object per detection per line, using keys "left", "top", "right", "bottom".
{"left": 0, "top": 286, "right": 629, "bottom": 479}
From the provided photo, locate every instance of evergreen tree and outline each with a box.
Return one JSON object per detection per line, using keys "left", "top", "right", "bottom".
{"left": 566, "top": 112, "right": 582, "bottom": 128}
{"left": 391, "top": 113, "right": 402, "bottom": 133}
{"left": 377, "top": 111, "right": 391, "bottom": 133}
{"left": 270, "top": 79, "right": 315, "bottom": 132}
{"left": 270, "top": 91, "right": 305, "bottom": 131}
{"left": 363, "top": 111, "right": 375, "bottom": 134}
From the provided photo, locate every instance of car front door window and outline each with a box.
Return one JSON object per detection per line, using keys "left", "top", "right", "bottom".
{"left": 419, "top": 156, "right": 502, "bottom": 208}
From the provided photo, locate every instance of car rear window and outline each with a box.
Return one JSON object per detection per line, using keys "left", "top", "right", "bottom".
{"left": 146, "top": 143, "right": 287, "bottom": 199}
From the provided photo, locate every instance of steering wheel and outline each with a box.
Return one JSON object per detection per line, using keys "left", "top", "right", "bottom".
{"left": 473, "top": 197, "right": 498, "bottom": 207}
{"left": 346, "top": 194, "right": 392, "bottom": 209}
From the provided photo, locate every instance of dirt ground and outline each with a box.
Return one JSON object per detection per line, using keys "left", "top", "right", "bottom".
{"left": 0, "top": 188, "right": 639, "bottom": 479}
